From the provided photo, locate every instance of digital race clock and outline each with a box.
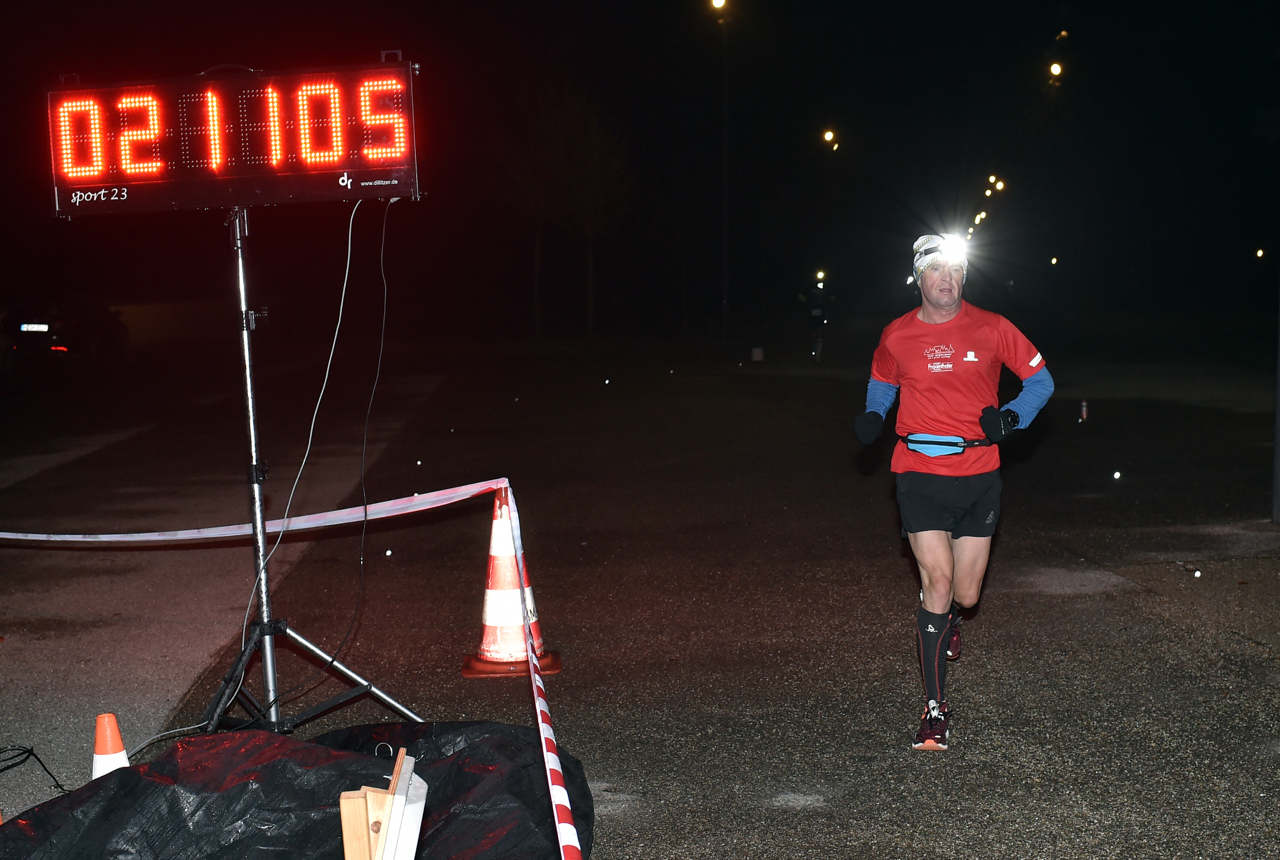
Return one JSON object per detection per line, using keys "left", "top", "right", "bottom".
{"left": 47, "top": 62, "right": 420, "bottom": 216}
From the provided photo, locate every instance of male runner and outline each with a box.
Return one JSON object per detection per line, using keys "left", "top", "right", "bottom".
{"left": 854, "top": 234, "right": 1054, "bottom": 750}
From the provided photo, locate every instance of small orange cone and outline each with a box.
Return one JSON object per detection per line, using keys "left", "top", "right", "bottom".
{"left": 462, "top": 488, "right": 561, "bottom": 678}
{"left": 91, "top": 713, "right": 129, "bottom": 779}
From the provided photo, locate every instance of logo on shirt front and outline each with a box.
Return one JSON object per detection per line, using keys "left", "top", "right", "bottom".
{"left": 923, "top": 344, "right": 954, "bottom": 360}
{"left": 928, "top": 361, "right": 953, "bottom": 373}
{"left": 962, "top": 350, "right": 978, "bottom": 361}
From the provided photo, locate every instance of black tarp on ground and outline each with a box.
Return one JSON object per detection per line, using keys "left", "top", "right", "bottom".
{"left": 0, "top": 722, "right": 593, "bottom": 859}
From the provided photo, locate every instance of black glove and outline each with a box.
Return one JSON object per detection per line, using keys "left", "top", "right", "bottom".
{"left": 979, "top": 406, "right": 1020, "bottom": 442}
{"left": 855, "top": 411, "right": 884, "bottom": 445}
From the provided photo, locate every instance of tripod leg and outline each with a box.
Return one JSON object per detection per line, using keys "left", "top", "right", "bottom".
{"left": 202, "top": 626, "right": 263, "bottom": 731}
{"left": 284, "top": 627, "right": 424, "bottom": 723}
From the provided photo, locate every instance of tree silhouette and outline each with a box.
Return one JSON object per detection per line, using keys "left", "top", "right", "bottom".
{"left": 493, "top": 86, "right": 631, "bottom": 338}
{"left": 549, "top": 94, "right": 631, "bottom": 336}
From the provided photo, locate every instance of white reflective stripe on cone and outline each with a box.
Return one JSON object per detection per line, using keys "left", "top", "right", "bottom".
{"left": 91, "top": 750, "right": 130, "bottom": 779}
{"left": 490, "top": 507, "right": 517, "bottom": 556}
{"left": 482, "top": 586, "right": 538, "bottom": 626}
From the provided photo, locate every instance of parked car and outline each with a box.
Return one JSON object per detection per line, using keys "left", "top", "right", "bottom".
{"left": 0, "top": 298, "right": 129, "bottom": 376}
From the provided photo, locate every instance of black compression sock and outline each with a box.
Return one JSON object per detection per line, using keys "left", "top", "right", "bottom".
{"left": 917, "top": 607, "right": 953, "bottom": 705}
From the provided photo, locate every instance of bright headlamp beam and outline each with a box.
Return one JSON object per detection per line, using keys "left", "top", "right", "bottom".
{"left": 939, "top": 236, "right": 968, "bottom": 261}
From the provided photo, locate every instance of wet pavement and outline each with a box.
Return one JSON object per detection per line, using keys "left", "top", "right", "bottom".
{"left": 2, "top": 339, "right": 1279, "bottom": 858}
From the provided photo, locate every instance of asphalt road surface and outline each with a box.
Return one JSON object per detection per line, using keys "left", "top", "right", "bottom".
{"left": 2, "top": 336, "right": 1279, "bottom": 859}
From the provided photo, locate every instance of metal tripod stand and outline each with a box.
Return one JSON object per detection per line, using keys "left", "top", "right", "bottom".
{"left": 202, "top": 207, "right": 422, "bottom": 733}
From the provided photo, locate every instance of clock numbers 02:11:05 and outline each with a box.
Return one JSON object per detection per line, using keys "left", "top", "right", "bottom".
{"left": 53, "top": 75, "right": 410, "bottom": 181}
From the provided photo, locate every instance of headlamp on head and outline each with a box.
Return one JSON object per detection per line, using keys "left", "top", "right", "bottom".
{"left": 912, "top": 233, "right": 968, "bottom": 284}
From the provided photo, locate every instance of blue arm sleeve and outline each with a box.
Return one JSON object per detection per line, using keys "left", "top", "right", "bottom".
{"left": 1002, "top": 366, "right": 1054, "bottom": 429}
{"left": 865, "top": 378, "right": 899, "bottom": 418}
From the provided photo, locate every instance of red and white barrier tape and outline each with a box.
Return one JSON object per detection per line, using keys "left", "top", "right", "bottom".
{"left": 508, "top": 488, "right": 583, "bottom": 860}
{"left": 0, "top": 478, "right": 508, "bottom": 544}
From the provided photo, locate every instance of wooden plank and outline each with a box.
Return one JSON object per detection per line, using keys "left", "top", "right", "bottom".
{"left": 365, "top": 788, "right": 393, "bottom": 860}
{"left": 339, "top": 790, "right": 373, "bottom": 860}
{"left": 340, "top": 747, "right": 411, "bottom": 860}
{"left": 386, "top": 748, "right": 407, "bottom": 795}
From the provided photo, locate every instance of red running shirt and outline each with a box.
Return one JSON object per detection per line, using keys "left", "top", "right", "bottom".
{"left": 870, "top": 301, "right": 1045, "bottom": 476}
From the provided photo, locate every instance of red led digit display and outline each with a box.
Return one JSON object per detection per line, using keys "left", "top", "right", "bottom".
{"left": 47, "top": 63, "right": 419, "bottom": 216}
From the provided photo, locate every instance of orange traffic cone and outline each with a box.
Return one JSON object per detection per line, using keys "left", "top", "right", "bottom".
{"left": 462, "top": 489, "right": 561, "bottom": 678}
{"left": 91, "top": 713, "right": 129, "bottom": 779}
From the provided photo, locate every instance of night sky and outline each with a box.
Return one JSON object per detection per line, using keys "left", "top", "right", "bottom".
{"left": 3, "top": 2, "right": 1278, "bottom": 360}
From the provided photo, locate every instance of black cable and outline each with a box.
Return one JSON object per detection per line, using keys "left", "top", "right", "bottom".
{"left": 126, "top": 722, "right": 205, "bottom": 760}
{"left": 0, "top": 746, "right": 71, "bottom": 796}
{"left": 248, "top": 197, "right": 397, "bottom": 717}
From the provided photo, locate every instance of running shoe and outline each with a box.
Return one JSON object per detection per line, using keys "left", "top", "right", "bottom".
{"left": 946, "top": 613, "right": 962, "bottom": 661}
{"left": 912, "top": 700, "right": 950, "bottom": 751}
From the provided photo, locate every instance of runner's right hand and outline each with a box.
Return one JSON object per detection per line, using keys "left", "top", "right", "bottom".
{"left": 855, "top": 411, "right": 884, "bottom": 445}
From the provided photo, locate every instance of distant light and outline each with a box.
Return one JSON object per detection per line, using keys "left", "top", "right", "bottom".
{"left": 906, "top": 276, "right": 914, "bottom": 284}
{"left": 1194, "top": 570, "right": 1201, "bottom": 578}
{"left": 985, "top": 189, "right": 992, "bottom": 197}
{"left": 979, "top": 211, "right": 987, "bottom": 219}
{"left": 974, "top": 215, "right": 982, "bottom": 225}
{"left": 816, "top": 270, "right": 825, "bottom": 279}
{"left": 831, "top": 143, "right": 838, "bottom": 150}
{"left": 823, "top": 131, "right": 834, "bottom": 142}
{"left": 988, "top": 175, "right": 996, "bottom": 183}
{"left": 20, "top": 324, "right": 48, "bottom": 332}
{"left": 995, "top": 181, "right": 1004, "bottom": 190}
{"left": 712, "top": 0, "right": 726, "bottom": 7}
{"left": 966, "top": 234, "right": 972, "bottom": 240}
{"left": 1258, "top": 249, "right": 1265, "bottom": 258}
{"left": 51, "top": 345, "right": 68, "bottom": 352}
{"left": 968, "top": 227, "right": 974, "bottom": 234}
{"left": 1113, "top": 471, "right": 1121, "bottom": 479}
{"left": 385, "top": 549, "right": 392, "bottom": 556}
{"left": 817, "top": 282, "right": 824, "bottom": 289}
{"left": 1057, "top": 30, "right": 1068, "bottom": 40}
{"left": 1051, "top": 257, "right": 1058, "bottom": 264}
{"left": 1050, "top": 63, "right": 1062, "bottom": 76}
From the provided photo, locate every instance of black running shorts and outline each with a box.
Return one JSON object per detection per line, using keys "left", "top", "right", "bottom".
{"left": 896, "top": 470, "right": 1002, "bottom": 538}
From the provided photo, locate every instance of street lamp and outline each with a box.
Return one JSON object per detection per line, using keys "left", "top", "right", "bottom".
{"left": 712, "top": 0, "right": 730, "bottom": 336}
{"left": 1050, "top": 62, "right": 1062, "bottom": 76}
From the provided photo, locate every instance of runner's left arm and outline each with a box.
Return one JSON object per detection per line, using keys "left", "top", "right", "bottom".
{"left": 1001, "top": 365, "right": 1054, "bottom": 428}
{"left": 856, "top": 378, "right": 899, "bottom": 445}
{"left": 865, "top": 378, "right": 899, "bottom": 418}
